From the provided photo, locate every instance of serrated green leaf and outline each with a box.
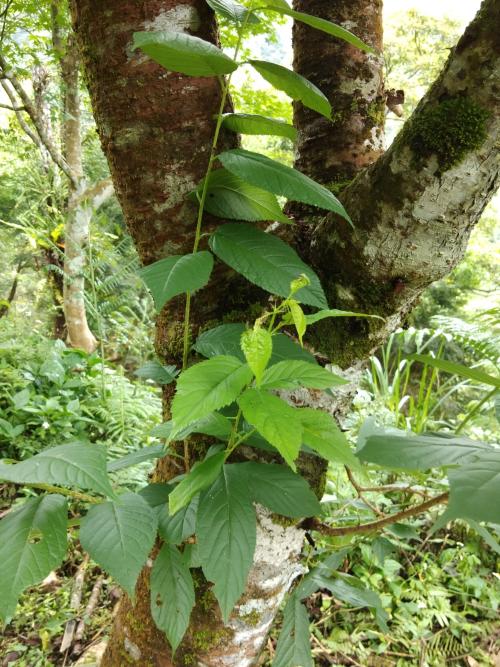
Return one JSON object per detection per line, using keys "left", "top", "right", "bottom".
{"left": 240, "top": 326, "right": 273, "bottom": 385}
{"left": 0, "top": 442, "right": 114, "bottom": 498}
{"left": 171, "top": 355, "right": 252, "bottom": 430}
{"left": 299, "top": 408, "right": 359, "bottom": 467}
{"left": 152, "top": 413, "right": 232, "bottom": 442}
{"left": 134, "top": 360, "right": 178, "bottom": 385}
{"left": 221, "top": 112, "right": 296, "bottom": 140}
{"left": 447, "top": 450, "right": 500, "bottom": 524}
{"left": 150, "top": 544, "right": 195, "bottom": 653}
{"left": 197, "top": 466, "right": 256, "bottom": 622}
{"left": 219, "top": 149, "right": 351, "bottom": 221}
{"left": 408, "top": 354, "right": 500, "bottom": 388}
{"left": 249, "top": 59, "right": 331, "bottom": 119}
{"left": 194, "top": 323, "right": 316, "bottom": 364}
{"left": 132, "top": 31, "right": 238, "bottom": 76}
{"left": 357, "top": 419, "right": 491, "bottom": 470}
{"left": 261, "top": 360, "right": 347, "bottom": 390}
{"left": 273, "top": 594, "right": 313, "bottom": 667}
{"left": 80, "top": 492, "right": 157, "bottom": 597}
{"left": 288, "top": 299, "right": 306, "bottom": 344}
{"left": 234, "top": 462, "right": 321, "bottom": 517}
{"left": 0, "top": 495, "right": 67, "bottom": 622}
{"left": 305, "top": 308, "right": 383, "bottom": 325}
{"left": 138, "top": 251, "right": 213, "bottom": 313}
{"left": 107, "top": 444, "right": 166, "bottom": 473}
{"left": 139, "top": 483, "right": 173, "bottom": 507}
{"left": 325, "top": 574, "right": 389, "bottom": 631}
{"left": 158, "top": 495, "right": 198, "bottom": 544}
{"left": 206, "top": 0, "right": 260, "bottom": 24}
{"left": 263, "top": 6, "right": 373, "bottom": 53}
{"left": 195, "top": 169, "right": 289, "bottom": 223}
{"left": 209, "top": 223, "right": 327, "bottom": 308}
{"left": 237, "top": 388, "right": 302, "bottom": 469}
{"left": 169, "top": 451, "right": 225, "bottom": 515}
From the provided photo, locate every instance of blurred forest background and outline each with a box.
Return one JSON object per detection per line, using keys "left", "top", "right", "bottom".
{"left": 0, "top": 0, "right": 498, "bottom": 665}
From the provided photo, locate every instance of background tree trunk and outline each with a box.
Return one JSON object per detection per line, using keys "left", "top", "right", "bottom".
{"left": 72, "top": 0, "right": 499, "bottom": 664}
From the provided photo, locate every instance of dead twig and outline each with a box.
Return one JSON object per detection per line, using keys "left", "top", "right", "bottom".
{"left": 59, "top": 554, "right": 89, "bottom": 653}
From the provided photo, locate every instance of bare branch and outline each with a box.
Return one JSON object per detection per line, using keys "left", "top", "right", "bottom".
{"left": 302, "top": 492, "right": 449, "bottom": 537}
{"left": 0, "top": 101, "right": 24, "bottom": 110}
{"left": 0, "top": 79, "right": 42, "bottom": 147}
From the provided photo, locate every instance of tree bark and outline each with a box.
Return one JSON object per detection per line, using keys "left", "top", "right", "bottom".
{"left": 71, "top": 0, "right": 499, "bottom": 665}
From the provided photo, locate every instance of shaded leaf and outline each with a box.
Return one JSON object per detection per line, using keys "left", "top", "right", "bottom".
{"left": 261, "top": 360, "right": 347, "bottom": 390}
{"left": 221, "top": 112, "right": 296, "bottom": 140}
{"left": 169, "top": 451, "right": 225, "bottom": 515}
{"left": 273, "top": 594, "right": 313, "bottom": 667}
{"left": 206, "top": 0, "right": 260, "bottom": 24}
{"left": 107, "top": 444, "right": 166, "bottom": 473}
{"left": 134, "top": 360, "right": 178, "bottom": 385}
{"left": 299, "top": 408, "right": 359, "bottom": 466}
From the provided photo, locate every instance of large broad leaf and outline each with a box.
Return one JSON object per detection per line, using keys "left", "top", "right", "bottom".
{"left": 209, "top": 223, "right": 327, "bottom": 308}
{"left": 447, "top": 450, "right": 500, "bottom": 524}
{"left": 134, "top": 360, "right": 178, "bottom": 385}
{"left": 206, "top": 0, "right": 260, "bottom": 24}
{"left": 408, "top": 354, "right": 500, "bottom": 388}
{"left": 221, "top": 112, "right": 297, "bottom": 140}
{"left": 234, "top": 462, "right": 321, "bottom": 517}
{"left": 132, "top": 31, "right": 238, "bottom": 77}
{"left": 0, "top": 495, "right": 67, "bottom": 622}
{"left": 195, "top": 169, "right": 289, "bottom": 223}
{"left": 219, "top": 149, "right": 350, "bottom": 221}
{"left": 263, "top": 6, "right": 373, "bottom": 53}
{"left": 240, "top": 326, "right": 273, "bottom": 385}
{"left": 197, "top": 466, "right": 256, "bottom": 622}
{"left": 261, "top": 360, "right": 347, "bottom": 390}
{"left": 106, "top": 444, "right": 166, "bottom": 473}
{"left": 138, "top": 251, "right": 213, "bottom": 313}
{"left": 169, "top": 451, "right": 225, "bottom": 515}
{"left": 357, "top": 419, "right": 491, "bottom": 470}
{"left": 152, "top": 413, "right": 232, "bottom": 442}
{"left": 79, "top": 492, "right": 157, "bottom": 597}
{"left": 0, "top": 442, "right": 114, "bottom": 498}
{"left": 325, "top": 574, "right": 389, "bottom": 631}
{"left": 171, "top": 355, "right": 252, "bottom": 430}
{"left": 273, "top": 594, "right": 313, "bottom": 667}
{"left": 194, "top": 323, "right": 316, "bottom": 364}
{"left": 249, "top": 59, "right": 331, "bottom": 119}
{"left": 299, "top": 408, "right": 359, "bottom": 467}
{"left": 237, "top": 388, "right": 303, "bottom": 469}
{"left": 158, "top": 495, "right": 198, "bottom": 545}
{"left": 150, "top": 544, "right": 195, "bottom": 653}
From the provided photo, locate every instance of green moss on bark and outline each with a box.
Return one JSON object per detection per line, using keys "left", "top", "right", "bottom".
{"left": 408, "top": 96, "right": 489, "bottom": 171}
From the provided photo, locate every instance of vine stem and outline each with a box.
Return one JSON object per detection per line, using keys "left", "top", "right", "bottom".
{"left": 181, "top": 8, "right": 255, "bottom": 370}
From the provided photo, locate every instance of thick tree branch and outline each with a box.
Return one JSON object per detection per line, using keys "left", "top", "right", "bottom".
{"left": 304, "top": 492, "right": 449, "bottom": 537}
{"left": 302, "top": 0, "right": 500, "bottom": 365}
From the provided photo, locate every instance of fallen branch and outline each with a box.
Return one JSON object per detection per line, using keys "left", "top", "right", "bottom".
{"left": 60, "top": 554, "right": 89, "bottom": 653}
{"left": 75, "top": 575, "right": 104, "bottom": 642}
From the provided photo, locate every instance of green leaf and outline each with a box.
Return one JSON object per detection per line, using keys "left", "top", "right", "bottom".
{"left": 194, "top": 323, "right": 316, "bottom": 364}
{"left": 171, "top": 355, "right": 252, "bottom": 430}
{"left": 325, "top": 574, "right": 389, "bottom": 631}
{"left": 305, "top": 308, "right": 383, "bottom": 325}
{"left": 447, "top": 450, "right": 500, "bottom": 524}
{"left": 357, "top": 420, "right": 491, "bottom": 470}
{"left": 237, "top": 388, "right": 302, "bottom": 469}
{"left": 134, "top": 360, "right": 178, "bottom": 385}
{"left": 273, "top": 594, "right": 313, "bottom": 667}
{"left": 150, "top": 544, "right": 195, "bottom": 653}
{"left": 209, "top": 223, "right": 327, "bottom": 308}
{"left": 218, "top": 149, "right": 351, "bottom": 221}
{"left": 132, "top": 31, "right": 238, "bottom": 77}
{"left": 249, "top": 59, "right": 331, "bottom": 119}
{"left": 106, "top": 444, "right": 166, "bottom": 473}
{"left": 221, "top": 113, "right": 297, "bottom": 140}
{"left": 299, "top": 408, "right": 359, "bottom": 467}
{"left": 139, "top": 483, "right": 173, "bottom": 508}
{"left": 206, "top": 0, "right": 260, "bottom": 24}
{"left": 151, "top": 413, "right": 232, "bottom": 442}
{"left": 261, "top": 360, "right": 347, "bottom": 390}
{"left": 138, "top": 251, "right": 213, "bottom": 313}
{"left": 240, "top": 326, "right": 273, "bottom": 385}
{"left": 295, "top": 550, "right": 351, "bottom": 598}
{"left": 169, "top": 451, "right": 225, "bottom": 515}
{"left": 79, "top": 492, "right": 157, "bottom": 597}
{"left": 234, "top": 462, "right": 321, "bottom": 517}
{"left": 408, "top": 354, "right": 500, "bottom": 388}
{"left": 0, "top": 495, "right": 67, "bottom": 622}
{"left": 197, "top": 466, "right": 256, "bottom": 622}
{"left": 158, "top": 496, "right": 198, "bottom": 545}
{"left": 0, "top": 442, "right": 114, "bottom": 498}
{"left": 263, "top": 6, "right": 373, "bottom": 53}
{"left": 288, "top": 299, "right": 306, "bottom": 344}
{"left": 466, "top": 520, "right": 500, "bottom": 556}
{"left": 195, "top": 169, "right": 289, "bottom": 223}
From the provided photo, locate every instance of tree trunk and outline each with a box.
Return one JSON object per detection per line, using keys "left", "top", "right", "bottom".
{"left": 71, "top": 0, "right": 499, "bottom": 664}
